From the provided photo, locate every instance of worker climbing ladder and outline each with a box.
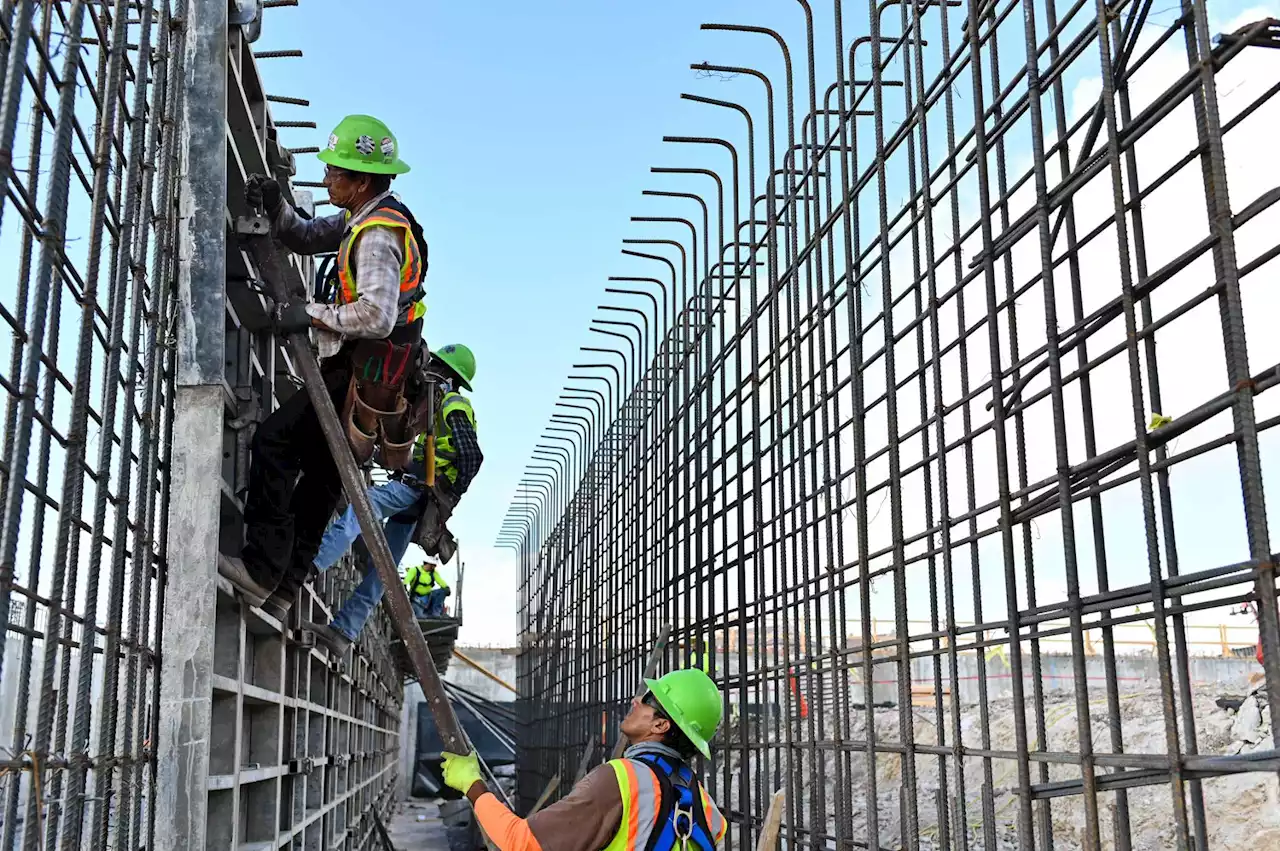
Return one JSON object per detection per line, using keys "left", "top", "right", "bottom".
{"left": 235, "top": 213, "right": 504, "bottom": 801}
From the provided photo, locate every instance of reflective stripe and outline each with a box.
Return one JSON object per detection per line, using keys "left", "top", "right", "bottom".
{"left": 604, "top": 759, "right": 677, "bottom": 851}
{"left": 624, "top": 761, "right": 641, "bottom": 847}
{"left": 441, "top": 392, "right": 473, "bottom": 421}
{"left": 335, "top": 202, "right": 425, "bottom": 327}
{"left": 633, "top": 761, "right": 661, "bottom": 851}
{"left": 699, "top": 788, "right": 726, "bottom": 843}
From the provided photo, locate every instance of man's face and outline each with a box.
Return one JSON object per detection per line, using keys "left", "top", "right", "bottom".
{"left": 323, "top": 164, "right": 369, "bottom": 210}
{"left": 619, "top": 691, "right": 672, "bottom": 742}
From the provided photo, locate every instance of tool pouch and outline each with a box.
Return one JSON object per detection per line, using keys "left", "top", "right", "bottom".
{"left": 415, "top": 519, "right": 457, "bottom": 565}
{"left": 341, "top": 375, "right": 378, "bottom": 465}
{"left": 344, "top": 340, "right": 417, "bottom": 468}
{"left": 379, "top": 414, "right": 415, "bottom": 471}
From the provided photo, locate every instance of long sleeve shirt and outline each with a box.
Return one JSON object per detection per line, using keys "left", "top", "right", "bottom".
{"left": 271, "top": 190, "right": 408, "bottom": 358}
{"left": 466, "top": 743, "right": 722, "bottom": 851}
{"left": 446, "top": 410, "right": 483, "bottom": 495}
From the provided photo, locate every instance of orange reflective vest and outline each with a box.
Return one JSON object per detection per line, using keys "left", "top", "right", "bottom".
{"left": 335, "top": 196, "right": 426, "bottom": 328}
{"left": 602, "top": 758, "right": 726, "bottom": 851}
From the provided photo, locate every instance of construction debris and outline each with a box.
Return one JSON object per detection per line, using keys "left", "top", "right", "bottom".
{"left": 1225, "top": 674, "right": 1272, "bottom": 754}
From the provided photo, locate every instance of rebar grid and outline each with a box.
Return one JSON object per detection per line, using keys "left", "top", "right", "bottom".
{"left": 0, "top": 3, "right": 404, "bottom": 850}
{"left": 502, "top": 2, "right": 1280, "bottom": 850}
{"left": 0, "top": 2, "right": 181, "bottom": 848}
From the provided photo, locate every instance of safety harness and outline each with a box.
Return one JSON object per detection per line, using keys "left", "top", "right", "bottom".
{"left": 630, "top": 752, "right": 717, "bottom": 851}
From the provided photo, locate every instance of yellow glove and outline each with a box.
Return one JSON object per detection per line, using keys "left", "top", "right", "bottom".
{"left": 441, "top": 750, "right": 483, "bottom": 794}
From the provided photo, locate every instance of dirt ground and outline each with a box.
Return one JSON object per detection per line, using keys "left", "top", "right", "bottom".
{"left": 726, "top": 679, "right": 1278, "bottom": 850}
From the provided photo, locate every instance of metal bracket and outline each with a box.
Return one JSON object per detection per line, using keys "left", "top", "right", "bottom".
{"left": 266, "top": 136, "right": 298, "bottom": 178}
{"left": 226, "top": 389, "right": 261, "bottom": 431}
{"left": 236, "top": 214, "right": 272, "bottom": 237}
{"left": 288, "top": 757, "right": 316, "bottom": 775}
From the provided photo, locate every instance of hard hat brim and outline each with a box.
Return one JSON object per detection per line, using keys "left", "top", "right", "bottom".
{"left": 317, "top": 148, "right": 411, "bottom": 175}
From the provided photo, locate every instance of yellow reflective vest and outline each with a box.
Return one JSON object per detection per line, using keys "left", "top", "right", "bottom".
{"left": 403, "top": 564, "right": 447, "bottom": 597}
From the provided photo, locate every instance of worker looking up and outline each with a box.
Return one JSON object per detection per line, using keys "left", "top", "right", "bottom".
{"left": 220, "top": 114, "right": 427, "bottom": 622}
{"left": 298, "top": 345, "right": 481, "bottom": 657}
{"left": 404, "top": 561, "right": 449, "bottom": 618}
{"left": 441, "top": 669, "right": 728, "bottom": 851}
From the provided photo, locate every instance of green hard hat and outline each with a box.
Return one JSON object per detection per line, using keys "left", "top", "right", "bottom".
{"left": 432, "top": 344, "right": 476, "bottom": 391}
{"left": 317, "top": 114, "right": 410, "bottom": 175}
{"left": 644, "top": 668, "right": 722, "bottom": 759}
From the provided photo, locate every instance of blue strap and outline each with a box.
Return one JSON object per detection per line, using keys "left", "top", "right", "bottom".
{"left": 632, "top": 753, "right": 715, "bottom": 851}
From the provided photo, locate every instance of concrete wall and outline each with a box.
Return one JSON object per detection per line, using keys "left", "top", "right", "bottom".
{"left": 155, "top": 7, "right": 404, "bottom": 849}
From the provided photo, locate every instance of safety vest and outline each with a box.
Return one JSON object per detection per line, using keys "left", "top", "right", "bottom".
{"left": 335, "top": 196, "right": 426, "bottom": 331}
{"left": 602, "top": 757, "right": 726, "bottom": 851}
{"left": 404, "top": 565, "right": 447, "bottom": 597}
{"left": 412, "top": 391, "right": 476, "bottom": 485}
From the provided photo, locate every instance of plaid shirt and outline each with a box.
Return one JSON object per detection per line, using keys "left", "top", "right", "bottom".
{"left": 445, "top": 410, "right": 483, "bottom": 495}
{"left": 272, "top": 190, "right": 414, "bottom": 359}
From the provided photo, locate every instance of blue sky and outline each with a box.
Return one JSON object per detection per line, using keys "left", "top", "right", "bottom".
{"left": 253, "top": 0, "right": 835, "bottom": 643}
{"left": 250, "top": 0, "right": 1280, "bottom": 648}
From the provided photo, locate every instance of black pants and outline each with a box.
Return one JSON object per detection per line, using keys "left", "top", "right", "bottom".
{"left": 242, "top": 355, "right": 352, "bottom": 591}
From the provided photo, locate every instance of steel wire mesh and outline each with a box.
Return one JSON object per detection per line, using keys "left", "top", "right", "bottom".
{"left": 0, "top": 1, "right": 182, "bottom": 848}
{"left": 503, "top": 3, "right": 1280, "bottom": 850}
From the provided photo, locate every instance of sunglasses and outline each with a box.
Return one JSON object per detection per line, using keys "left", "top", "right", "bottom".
{"left": 641, "top": 691, "right": 669, "bottom": 720}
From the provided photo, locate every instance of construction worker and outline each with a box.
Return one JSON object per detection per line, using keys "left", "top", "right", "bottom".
{"left": 299, "top": 345, "right": 480, "bottom": 656}
{"left": 440, "top": 668, "right": 728, "bottom": 851}
{"left": 404, "top": 561, "right": 450, "bottom": 618}
{"left": 307, "top": 344, "right": 480, "bottom": 572}
{"left": 219, "top": 114, "right": 426, "bottom": 622}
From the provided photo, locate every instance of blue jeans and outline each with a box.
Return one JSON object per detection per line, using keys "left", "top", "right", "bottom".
{"left": 328, "top": 516, "right": 420, "bottom": 639}
{"left": 318, "top": 480, "right": 425, "bottom": 640}
{"left": 414, "top": 588, "right": 447, "bottom": 618}
{"left": 313, "top": 479, "right": 423, "bottom": 571}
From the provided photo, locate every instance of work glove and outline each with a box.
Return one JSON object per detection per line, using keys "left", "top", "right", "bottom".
{"left": 245, "top": 173, "right": 283, "bottom": 216}
{"left": 440, "top": 750, "right": 483, "bottom": 795}
{"left": 272, "top": 301, "right": 312, "bottom": 335}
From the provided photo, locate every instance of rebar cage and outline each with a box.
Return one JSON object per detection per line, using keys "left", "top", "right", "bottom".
{"left": 504, "top": 2, "right": 1280, "bottom": 850}
{"left": 0, "top": 2, "right": 403, "bottom": 849}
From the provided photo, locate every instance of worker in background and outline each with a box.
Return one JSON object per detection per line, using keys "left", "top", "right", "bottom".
{"left": 219, "top": 114, "right": 426, "bottom": 622}
{"left": 441, "top": 669, "right": 728, "bottom": 851}
{"left": 404, "top": 561, "right": 450, "bottom": 617}
{"left": 306, "top": 344, "right": 480, "bottom": 572}
{"left": 299, "top": 345, "right": 481, "bottom": 657}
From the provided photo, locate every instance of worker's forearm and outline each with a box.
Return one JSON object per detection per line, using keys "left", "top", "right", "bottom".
{"left": 466, "top": 785, "right": 543, "bottom": 851}
{"left": 446, "top": 412, "right": 483, "bottom": 494}
{"left": 273, "top": 204, "right": 344, "bottom": 254}
{"left": 306, "top": 298, "right": 396, "bottom": 338}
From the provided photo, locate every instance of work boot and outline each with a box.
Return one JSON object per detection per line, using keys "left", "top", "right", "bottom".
{"left": 300, "top": 620, "right": 352, "bottom": 658}
{"left": 218, "top": 554, "right": 275, "bottom": 607}
{"left": 260, "top": 588, "right": 297, "bottom": 623}
{"left": 260, "top": 559, "right": 316, "bottom": 622}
